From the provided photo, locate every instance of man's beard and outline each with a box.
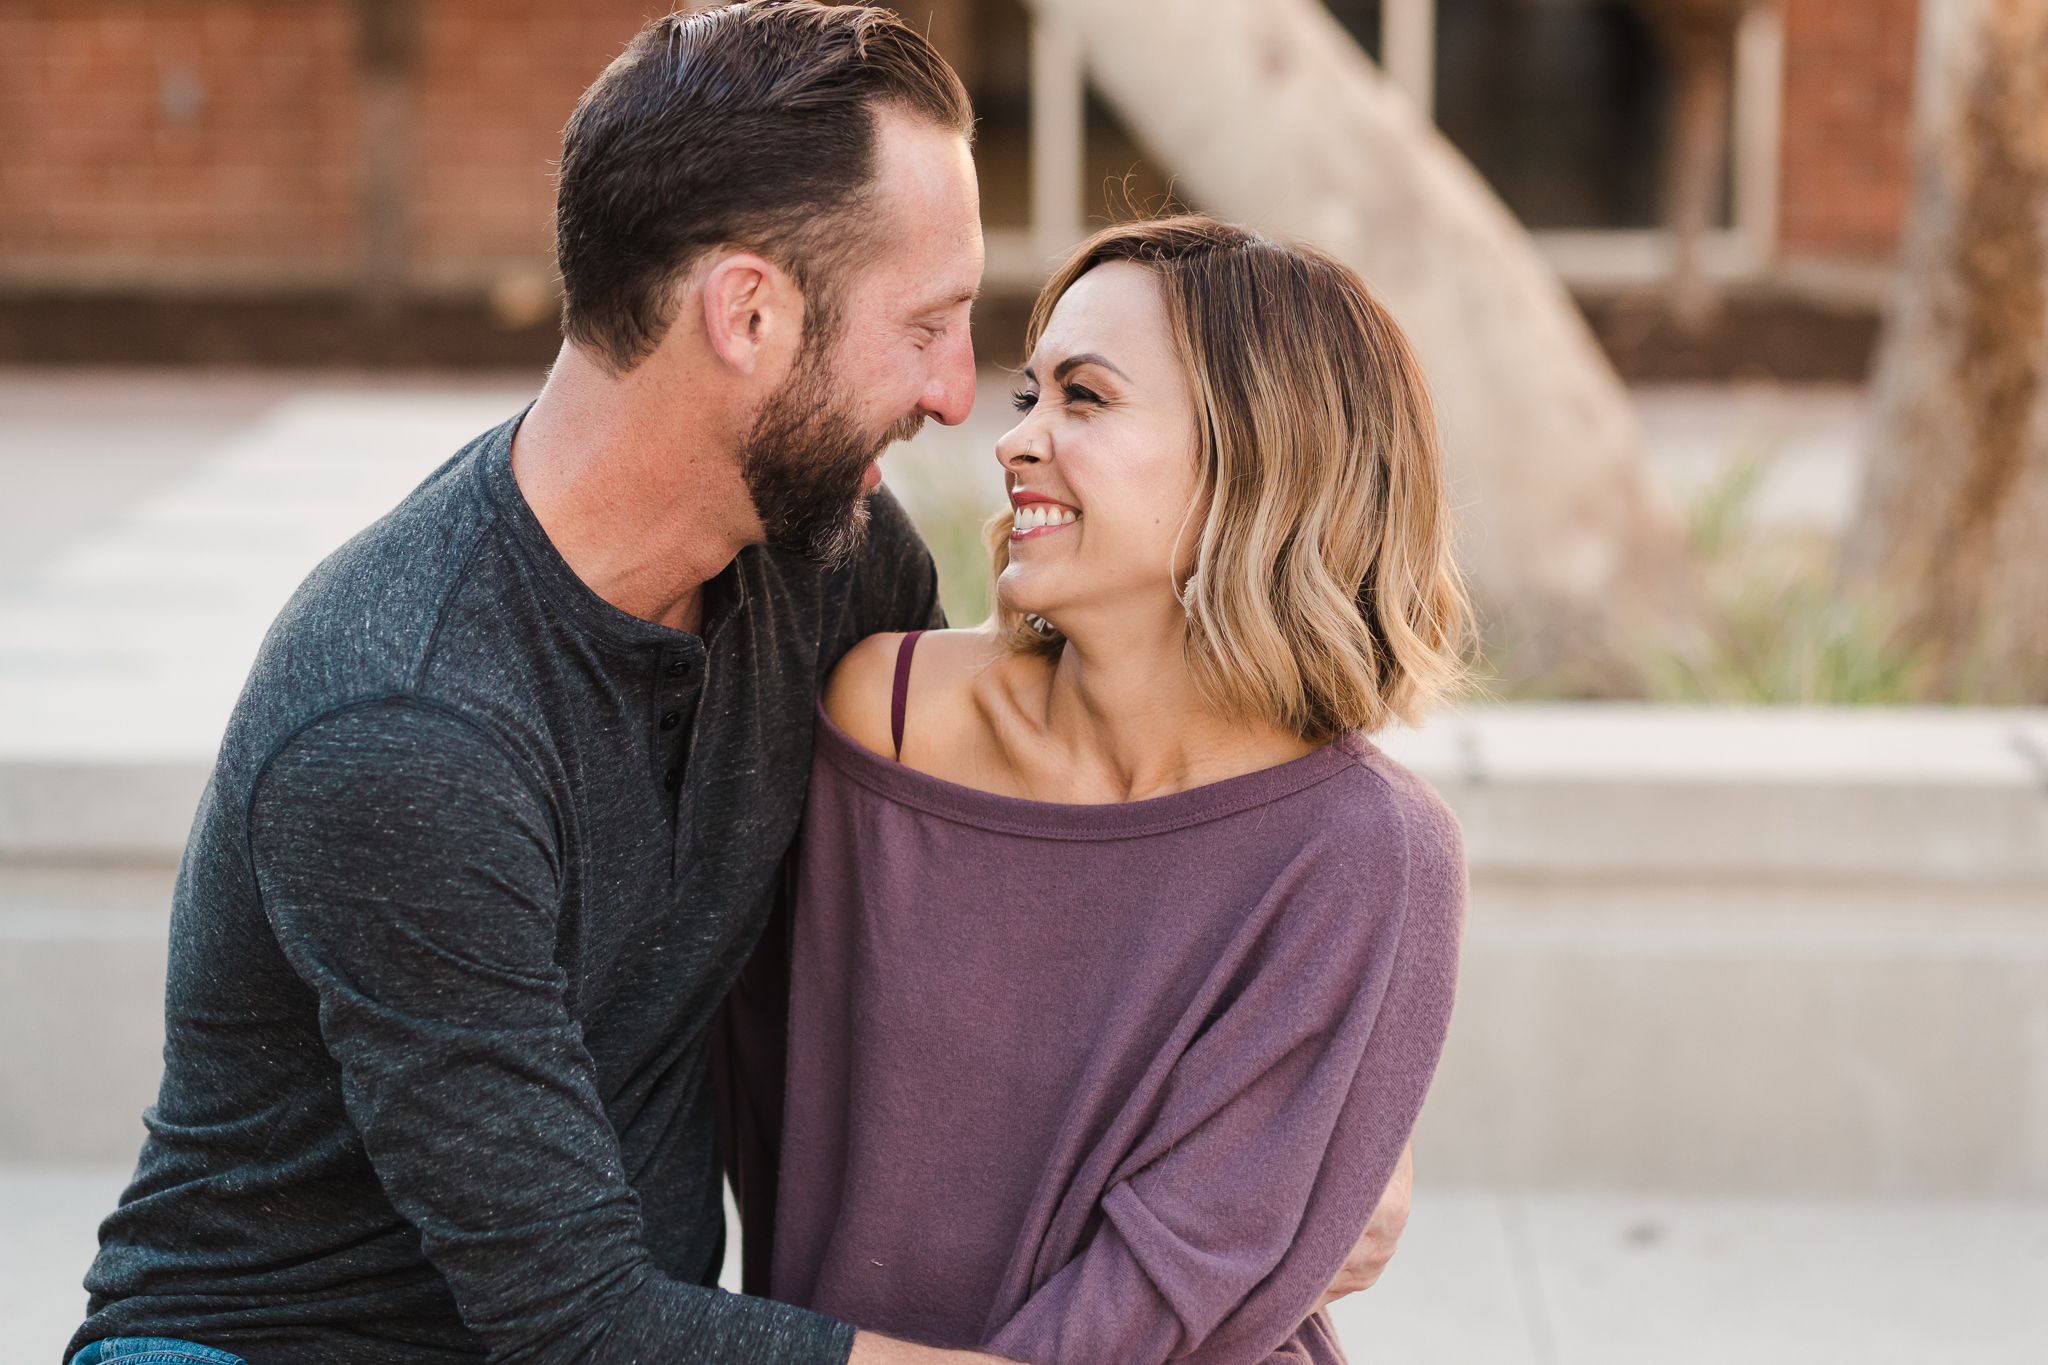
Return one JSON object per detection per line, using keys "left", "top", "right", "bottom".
{"left": 739, "top": 340, "right": 926, "bottom": 569}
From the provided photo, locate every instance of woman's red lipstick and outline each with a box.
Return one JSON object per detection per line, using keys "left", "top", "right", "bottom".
{"left": 1009, "top": 489, "right": 1080, "bottom": 539}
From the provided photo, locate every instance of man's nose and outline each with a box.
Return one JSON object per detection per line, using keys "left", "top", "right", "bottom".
{"left": 918, "top": 325, "right": 978, "bottom": 427}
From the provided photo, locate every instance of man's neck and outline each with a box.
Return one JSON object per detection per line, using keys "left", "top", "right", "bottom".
{"left": 510, "top": 342, "right": 763, "bottom": 635}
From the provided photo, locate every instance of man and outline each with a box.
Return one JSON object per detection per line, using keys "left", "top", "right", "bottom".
{"left": 69, "top": 5, "right": 1403, "bottom": 1364}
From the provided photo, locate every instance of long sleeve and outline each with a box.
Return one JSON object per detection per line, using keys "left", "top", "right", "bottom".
{"left": 982, "top": 783, "right": 1465, "bottom": 1365}
{"left": 250, "top": 699, "right": 855, "bottom": 1365}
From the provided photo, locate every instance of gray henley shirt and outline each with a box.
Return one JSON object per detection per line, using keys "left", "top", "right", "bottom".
{"left": 70, "top": 412, "right": 944, "bottom": 1365}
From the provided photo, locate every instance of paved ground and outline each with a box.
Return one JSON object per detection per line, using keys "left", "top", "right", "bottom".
{"left": 9, "top": 1165, "right": 2044, "bottom": 1365}
{"left": 0, "top": 372, "right": 545, "bottom": 763}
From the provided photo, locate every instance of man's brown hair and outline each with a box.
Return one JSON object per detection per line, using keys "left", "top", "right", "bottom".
{"left": 556, "top": 1, "right": 972, "bottom": 373}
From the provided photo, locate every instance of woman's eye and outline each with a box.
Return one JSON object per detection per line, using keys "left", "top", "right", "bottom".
{"left": 1063, "top": 384, "right": 1103, "bottom": 406}
{"left": 1010, "top": 389, "right": 1037, "bottom": 412}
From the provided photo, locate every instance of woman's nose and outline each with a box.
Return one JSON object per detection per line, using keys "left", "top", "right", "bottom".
{"left": 996, "top": 421, "right": 1043, "bottom": 468}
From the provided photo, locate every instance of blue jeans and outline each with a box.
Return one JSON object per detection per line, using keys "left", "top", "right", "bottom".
{"left": 70, "top": 1341, "right": 247, "bottom": 1365}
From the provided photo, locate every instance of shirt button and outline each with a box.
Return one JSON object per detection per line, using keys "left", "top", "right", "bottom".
{"left": 663, "top": 768, "right": 680, "bottom": 792}
{"left": 667, "top": 660, "right": 689, "bottom": 677}
{"left": 661, "top": 711, "right": 681, "bottom": 730}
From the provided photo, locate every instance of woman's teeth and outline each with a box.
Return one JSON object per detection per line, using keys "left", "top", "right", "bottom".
{"left": 1013, "top": 503, "right": 1078, "bottom": 530}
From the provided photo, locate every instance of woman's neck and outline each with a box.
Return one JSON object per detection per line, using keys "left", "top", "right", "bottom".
{"left": 995, "top": 611, "right": 1318, "bottom": 804}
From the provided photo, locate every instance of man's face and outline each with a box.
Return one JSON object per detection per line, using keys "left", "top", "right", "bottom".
{"left": 740, "top": 108, "right": 984, "bottom": 567}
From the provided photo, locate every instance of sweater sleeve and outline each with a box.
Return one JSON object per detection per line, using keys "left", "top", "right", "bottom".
{"left": 983, "top": 778, "right": 1465, "bottom": 1365}
{"left": 249, "top": 699, "right": 856, "bottom": 1365}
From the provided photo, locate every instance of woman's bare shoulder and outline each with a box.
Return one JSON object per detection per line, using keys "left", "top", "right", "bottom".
{"left": 822, "top": 628, "right": 1008, "bottom": 759}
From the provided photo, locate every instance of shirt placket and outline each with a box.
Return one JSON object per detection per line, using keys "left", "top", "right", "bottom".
{"left": 656, "top": 643, "right": 706, "bottom": 820}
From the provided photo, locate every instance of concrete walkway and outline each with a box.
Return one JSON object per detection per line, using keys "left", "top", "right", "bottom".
{"left": 9, "top": 1164, "right": 2043, "bottom": 1365}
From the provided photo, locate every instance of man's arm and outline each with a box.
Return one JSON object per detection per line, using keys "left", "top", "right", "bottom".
{"left": 847, "top": 1333, "right": 1018, "bottom": 1365}
{"left": 251, "top": 699, "right": 854, "bottom": 1365}
{"left": 1319, "top": 1143, "right": 1413, "bottom": 1308}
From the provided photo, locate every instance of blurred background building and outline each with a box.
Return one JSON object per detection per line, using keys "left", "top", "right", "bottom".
{"left": 2, "top": 0, "right": 1910, "bottom": 379}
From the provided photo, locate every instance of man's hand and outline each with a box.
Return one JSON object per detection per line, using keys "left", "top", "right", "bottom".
{"left": 849, "top": 1331, "right": 1020, "bottom": 1365}
{"left": 1319, "top": 1142, "right": 1413, "bottom": 1308}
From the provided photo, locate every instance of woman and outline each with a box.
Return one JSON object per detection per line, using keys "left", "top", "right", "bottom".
{"left": 772, "top": 217, "right": 1468, "bottom": 1365}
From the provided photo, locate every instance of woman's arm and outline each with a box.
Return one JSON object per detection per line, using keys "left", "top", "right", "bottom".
{"left": 821, "top": 630, "right": 910, "bottom": 757}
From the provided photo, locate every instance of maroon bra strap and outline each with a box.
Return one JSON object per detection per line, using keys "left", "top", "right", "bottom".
{"left": 891, "top": 630, "right": 924, "bottom": 762}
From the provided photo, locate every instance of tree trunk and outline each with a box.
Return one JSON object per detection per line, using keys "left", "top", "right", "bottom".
{"left": 1027, "top": 0, "right": 1696, "bottom": 694}
{"left": 1842, "top": 0, "right": 2048, "bottom": 702}
{"left": 355, "top": 0, "right": 422, "bottom": 319}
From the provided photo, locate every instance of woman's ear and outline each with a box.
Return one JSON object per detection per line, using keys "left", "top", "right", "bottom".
{"left": 698, "top": 251, "right": 802, "bottom": 377}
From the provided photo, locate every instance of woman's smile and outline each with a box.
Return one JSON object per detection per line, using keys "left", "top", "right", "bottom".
{"left": 1009, "top": 490, "right": 1081, "bottom": 539}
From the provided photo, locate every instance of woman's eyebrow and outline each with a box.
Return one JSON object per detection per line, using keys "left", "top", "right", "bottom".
{"left": 1052, "top": 352, "right": 1129, "bottom": 383}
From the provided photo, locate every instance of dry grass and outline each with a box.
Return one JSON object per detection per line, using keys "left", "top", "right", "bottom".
{"left": 1645, "top": 453, "right": 1919, "bottom": 705}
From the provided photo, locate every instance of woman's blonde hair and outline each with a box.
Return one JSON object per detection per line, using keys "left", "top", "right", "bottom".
{"left": 989, "top": 215, "right": 1470, "bottom": 740}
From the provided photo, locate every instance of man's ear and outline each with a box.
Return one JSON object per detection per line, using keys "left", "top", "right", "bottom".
{"left": 699, "top": 252, "right": 801, "bottom": 378}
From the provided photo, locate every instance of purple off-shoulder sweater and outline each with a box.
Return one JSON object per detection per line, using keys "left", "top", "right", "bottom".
{"left": 772, "top": 703, "right": 1466, "bottom": 1365}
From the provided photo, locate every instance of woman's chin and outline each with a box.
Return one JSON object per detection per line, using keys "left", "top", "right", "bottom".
{"left": 995, "top": 584, "right": 1061, "bottom": 632}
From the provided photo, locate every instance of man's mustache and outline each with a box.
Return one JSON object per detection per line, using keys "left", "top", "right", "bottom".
{"left": 882, "top": 412, "right": 927, "bottom": 448}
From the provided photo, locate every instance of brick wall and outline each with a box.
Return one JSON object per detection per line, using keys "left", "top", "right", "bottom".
{"left": 1778, "top": 0, "right": 1920, "bottom": 261}
{"left": 0, "top": 0, "right": 653, "bottom": 290}
{"left": 0, "top": 0, "right": 1923, "bottom": 293}
{"left": 409, "top": 1, "right": 654, "bottom": 280}
{"left": 0, "top": 0, "right": 359, "bottom": 277}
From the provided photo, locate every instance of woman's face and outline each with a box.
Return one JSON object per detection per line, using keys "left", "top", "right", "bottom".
{"left": 995, "top": 262, "right": 1201, "bottom": 634}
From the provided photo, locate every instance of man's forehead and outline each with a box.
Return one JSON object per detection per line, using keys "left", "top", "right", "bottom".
{"left": 871, "top": 111, "right": 977, "bottom": 217}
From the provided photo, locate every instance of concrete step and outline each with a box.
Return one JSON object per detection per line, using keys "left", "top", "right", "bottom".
{"left": 1377, "top": 704, "right": 2048, "bottom": 883}
{"left": 3, "top": 379, "right": 2045, "bottom": 1194}
{"left": 0, "top": 868, "right": 174, "bottom": 1163}
{"left": 1368, "top": 708, "right": 2048, "bottom": 1196}
{"left": 11, "top": 706, "right": 2046, "bottom": 1190}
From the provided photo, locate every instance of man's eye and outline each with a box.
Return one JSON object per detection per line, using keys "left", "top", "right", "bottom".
{"left": 1010, "top": 390, "right": 1037, "bottom": 412}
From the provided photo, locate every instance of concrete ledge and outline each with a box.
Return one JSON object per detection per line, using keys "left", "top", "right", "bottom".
{"left": 1447, "top": 778, "right": 2048, "bottom": 882}
{"left": 6, "top": 704, "right": 2047, "bottom": 1189}
{"left": 1378, "top": 706, "right": 2048, "bottom": 883}
{"left": 0, "top": 761, "right": 209, "bottom": 863}
{"left": 1418, "top": 889, "right": 2048, "bottom": 1196}
{"left": 0, "top": 910, "right": 167, "bottom": 1162}
{"left": 7, "top": 705, "right": 2043, "bottom": 873}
